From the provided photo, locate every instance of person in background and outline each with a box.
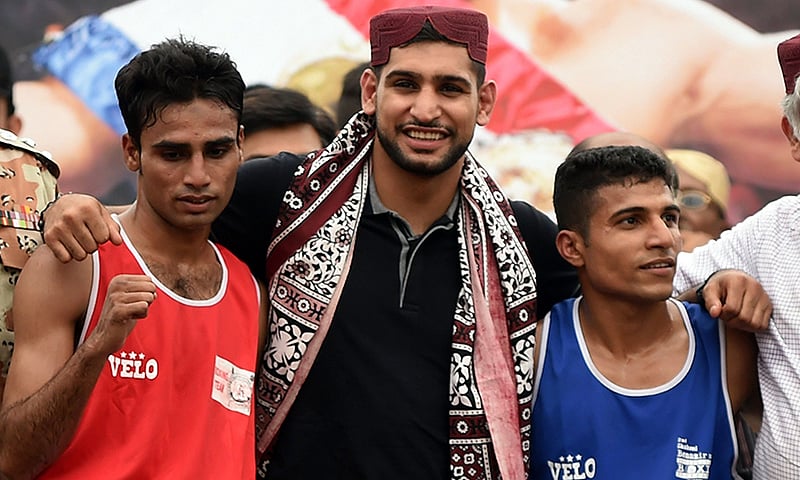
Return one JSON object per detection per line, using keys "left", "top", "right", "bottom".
{"left": 335, "top": 60, "right": 370, "bottom": 129}
{"left": 569, "top": 130, "right": 676, "bottom": 187}
{"left": 0, "top": 38, "right": 266, "bottom": 479}
{"left": 0, "top": 44, "right": 60, "bottom": 400}
{"left": 674, "top": 31, "right": 800, "bottom": 479}
{"left": 241, "top": 84, "right": 336, "bottom": 160}
{"left": 531, "top": 144, "right": 758, "bottom": 479}
{"left": 667, "top": 148, "right": 731, "bottom": 252}
{"left": 0, "top": 46, "right": 21, "bottom": 134}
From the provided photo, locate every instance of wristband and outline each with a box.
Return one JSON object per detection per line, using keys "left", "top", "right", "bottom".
{"left": 37, "top": 192, "right": 70, "bottom": 232}
{"left": 695, "top": 271, "right": 720, "bottom": 308}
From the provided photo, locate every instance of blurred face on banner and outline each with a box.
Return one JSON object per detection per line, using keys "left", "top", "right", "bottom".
{"left": 15, "top": 78, "right": 125, "bottom": 201}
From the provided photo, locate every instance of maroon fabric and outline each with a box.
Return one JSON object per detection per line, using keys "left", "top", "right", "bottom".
{"left": 778, "top": 33, "right": 800, "bottom": 94}
{"left": 370, "top": 5, "right": 488, "bottom": 66}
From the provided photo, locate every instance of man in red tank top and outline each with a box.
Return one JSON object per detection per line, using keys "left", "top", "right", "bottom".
{"left": 0, "top": 38, "right": 266, "bottom": 479}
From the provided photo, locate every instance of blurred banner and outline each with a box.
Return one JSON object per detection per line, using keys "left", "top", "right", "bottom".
{"left": 4, "top": 0, "right": 799, "bottom": 221}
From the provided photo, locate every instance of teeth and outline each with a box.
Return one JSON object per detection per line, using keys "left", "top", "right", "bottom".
{"left": 408, "top": 131, "right": 444, "bottom": 141}
{"left": 645, "top": 263, "right": 671, "bottom": 268}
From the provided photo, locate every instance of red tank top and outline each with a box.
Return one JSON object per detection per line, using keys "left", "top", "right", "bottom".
{"left": 40, "top": 234, "right": 260, "bottom": 479}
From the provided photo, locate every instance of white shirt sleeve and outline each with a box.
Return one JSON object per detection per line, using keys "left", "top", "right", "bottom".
{"left": 673, "top": 196, "right": 792, "bottom": 294}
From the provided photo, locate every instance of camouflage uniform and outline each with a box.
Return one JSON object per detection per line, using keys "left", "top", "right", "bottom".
{"left": 0, "top": 129, "right": 59, "bottom": 378}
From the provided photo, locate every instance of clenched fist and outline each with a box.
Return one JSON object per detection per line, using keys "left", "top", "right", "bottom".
{"left": 90, "top": 274, "right": 157, "bottom": 355}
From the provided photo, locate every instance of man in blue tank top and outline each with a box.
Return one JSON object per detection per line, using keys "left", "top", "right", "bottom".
{"left": 530, "top": 145, "right": 759, "bottom": 479}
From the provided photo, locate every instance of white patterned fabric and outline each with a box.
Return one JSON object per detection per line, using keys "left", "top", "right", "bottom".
{"left": 673, "top": 195, "right": 800, "bottom": 480}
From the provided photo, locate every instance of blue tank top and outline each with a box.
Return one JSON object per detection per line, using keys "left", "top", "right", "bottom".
{"left": 530, "top": 297, "right": 740, "bottom": 480}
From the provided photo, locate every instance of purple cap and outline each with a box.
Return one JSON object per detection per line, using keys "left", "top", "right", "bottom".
{"left": 370, "top": 6, "right": 488, "bottom": 67}
{"left": 778, "top": 32, "right": 800, "bottom": 94}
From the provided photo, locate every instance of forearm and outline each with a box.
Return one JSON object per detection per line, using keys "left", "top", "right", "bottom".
{"left": 0, "top": 339, "right": 109, "bottom": 479}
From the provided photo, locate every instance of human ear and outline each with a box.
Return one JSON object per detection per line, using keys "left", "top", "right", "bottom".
{"left": 121, "top": 134, "right": 140, "bottom": 172}
{"left": 360, "top": 69, "right": 378, "bottom": 116}
{"left": 555, "top": 229, "right": 586, "bottom": 268}
{"left": 781, "top": 116, "right": 800, "bottom": 162}
{"left": 476, "top": 80, "right": 497, "bottom": 126}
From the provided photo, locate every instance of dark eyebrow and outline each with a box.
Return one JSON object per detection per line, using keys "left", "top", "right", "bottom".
{"left": 206, "top": 137, "right": 237, "bottom": 148}
{"left": 151, "top": 136, "right": 237, "bottom": 149}
{"left": 384, "top": 70, "right": 473, "bottom": 87}
{"left": 665, "top": 204, "right": 681, "bottom": 215}
{"left": 609, "top": 206, "right": 646, "bottom": 220}
{"left": 151, "top": 140, "right": 186, "bottom": 149}
{"left": 610, "top": 203, "right": 681, "bottom": 220}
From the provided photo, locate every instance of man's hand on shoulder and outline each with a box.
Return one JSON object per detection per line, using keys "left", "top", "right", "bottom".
{"left": 695, "top": 269, "right": 772, "bottom": 332}
{"left": 42, "top": 193, "right": 123, "bottom": 262}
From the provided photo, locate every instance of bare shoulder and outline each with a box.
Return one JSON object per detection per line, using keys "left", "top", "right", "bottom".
{"left": 3, "top": 246, "right": 94, "bottom": 407}
{"left": 17, "top": 244, "right": 93, "bottom": 308}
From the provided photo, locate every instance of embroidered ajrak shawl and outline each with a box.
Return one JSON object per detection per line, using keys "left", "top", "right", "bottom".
{"left": 255, "top": 112, "right": 538, "bottom": 480}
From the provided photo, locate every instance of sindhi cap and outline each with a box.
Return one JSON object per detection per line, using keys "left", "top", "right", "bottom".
{"left": 778, "top": 32, "right": 800, "bottom": 94}
{"left": 370, "top": 5, "right": 488, "bottom": 67}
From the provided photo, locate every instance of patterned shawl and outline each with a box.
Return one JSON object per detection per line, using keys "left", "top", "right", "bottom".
{"left": 255, "top": 112, "right": 538, "bottom": 480}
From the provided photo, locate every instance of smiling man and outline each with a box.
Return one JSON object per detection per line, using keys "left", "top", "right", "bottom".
{"left": 233, "top": 8, "right": 579, "bottom": 478}
{"left": 530, "top": 145, "right": 758, "bottom": 479}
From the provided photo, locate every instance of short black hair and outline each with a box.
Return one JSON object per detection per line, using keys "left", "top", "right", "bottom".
{"left": 242, "top": 85, "right": 337, "bottom": 145}
{"left": 553, "top": 145, "right": 676, "bottom": 238}
{"left": 115, "top": 37, "right": 245, "bottom": 148}
{"left": 0, "top": 44, "right": 14, "bottom": 116}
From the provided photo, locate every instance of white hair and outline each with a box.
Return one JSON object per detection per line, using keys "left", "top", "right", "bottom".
{"left": 782, "top": 77, "right": 800, "bottom": 139}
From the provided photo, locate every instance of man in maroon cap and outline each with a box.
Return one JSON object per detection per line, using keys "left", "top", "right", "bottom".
{"left": 674, "top": 31, "right": 800, "bottom": 480}
{"left": 241, "top": 7, "right": 576, "bottom": 478}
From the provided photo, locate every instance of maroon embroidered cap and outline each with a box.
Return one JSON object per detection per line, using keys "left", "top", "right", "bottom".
{"left": 778, "top": 32, "right": 800, "bottom": 94}
{"left": 370, "top": 6, "right": 488, "bottom": 67}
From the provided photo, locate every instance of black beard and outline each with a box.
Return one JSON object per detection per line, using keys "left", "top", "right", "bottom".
{"left": 376, "top": 126, "right": 469, "bottom": 177}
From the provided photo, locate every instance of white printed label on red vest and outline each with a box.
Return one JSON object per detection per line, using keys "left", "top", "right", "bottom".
{"left": 107, "top": 351, "right": 158, "bottom": 380}
{"left": 211, "top": 355, "right": 254, "bottom": 416}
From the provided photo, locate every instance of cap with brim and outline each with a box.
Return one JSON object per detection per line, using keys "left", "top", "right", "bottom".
{"left": 0, "top": 129, "right": 60, "bottom": 178}
{"left": 666, "top": 148, "right": 729, "bottom": 213}
{"left": 370, "top": 6, "right": 488, "bottom": 67}
{"left": 778, "top": 32, "right": 800, "bottom": 94}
